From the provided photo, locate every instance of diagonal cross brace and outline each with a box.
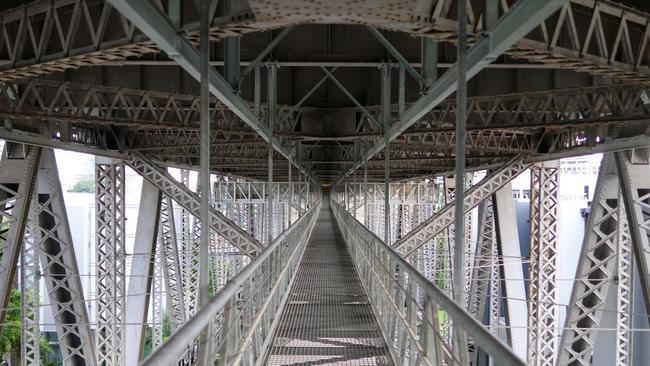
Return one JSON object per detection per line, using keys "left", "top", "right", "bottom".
{"left": 394, "top": 155, "right": 530, "bottom": 256}
{"left": 125, "top": 152, "right": 263, "bottom": 257}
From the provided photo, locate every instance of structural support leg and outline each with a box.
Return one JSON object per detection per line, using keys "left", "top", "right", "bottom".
{"left": 528, "top": 162, "right": 559, "bottom": 366}
{"left": 268, "top": 64, "right": 277, "bottom": 244}
{"left": 95, "top": 159, "right": 126, "bottom": 366}
{"left": 381, "top": 64, "right": 390, "bottom": 245}
{"left": 558, "top": 154, "right": 621, "bottom": 366}
{"left": 36, "top": 148, "right": 96, "bottom": 365}
{"left": 493, "top": 183, "right": 528, "bottom": 360}
{"left": 0, "top": 144, "right": 40, "bottom": 334}
{"left": 21, "top": 194, "right": 40, "bottom": 366}
{"left": 616, "top": 151, "right": 650, "bottom": 323}
{"left": 124, "top": 180, "right": 162, "bottom": 366}
{"left": 197, "top": 0, "right": 212, "bottom": 362}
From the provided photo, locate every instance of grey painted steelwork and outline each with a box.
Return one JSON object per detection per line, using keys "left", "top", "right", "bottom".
{"left": 125, "top": 152, "right": 263, "bottom": 257}
{"left": 124, "top": 180, "right": 161, "bottom": 366}
{"left": 337, "top": 0, "right": 565, "bottom": 185}
{"left": 267, "top": 199, "right": 391, "bottom": 365}
{"left": 394, "top": 156, "right": 530, "bottom": 256}
{"left": 331, "top": 197, "right": 527, "bottom": 366}
{"left": 105, "top": 0, "right": 316, "bottom": 183}
{"left": 36, "top": 148, "right": 97, "bottom": 365}
{"left": 141, "top": 199, "right": 321, "bottom": 365}
{"left": 528, "top": 163, "right": 560, "bottom": 366}
{"left": 95, "top": 160, "right": 126, "bottom": 366}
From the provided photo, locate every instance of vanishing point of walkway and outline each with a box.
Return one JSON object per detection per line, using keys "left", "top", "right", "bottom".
{"left": 266, "top": 200, "right": 391, "bottom": 365}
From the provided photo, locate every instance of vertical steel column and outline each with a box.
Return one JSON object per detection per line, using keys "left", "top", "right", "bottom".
{"left": 254, "top": 65, "right": 261, "bottom": 117}
{"left": 398, "top": 66, "right": 405, "bottom": 117}
{"left": 267, "top": 64, "right": 277, "bottom": 244}
{"left": 453, "top": 2, "right": 470, "bottom": 363}
{"left": 288, "top": 151, "right": 293, "bottom": 225}
{"left": 151, "top": 242, "right": 164, "bottom": 351}
{"left": 421, "top": 38, "right": 437, "bottom": 91}
{"left": 528, "top": 162, "right": 559, "bottom": 366}
{"left": 222, "top": 0, "right": 240, "bottom": 91}
{"left": 21, "top": 198, "right": 40, "bottom": 366}
{"left": 381, "top": 64, "right": 390, "bottom": 245}
{"left": 198, "top": 0, "right": 212, "bottom": 361}
{"left": 179, "top": 170, "right": 196, "bottom": 319}
{"left": 493, "top": 183, "right": 528, "bottom": 359}
{"left": 124, "top": 180, "right": 161, "bottom": 366}
{"left": 364, "top": 157, "right": 368, "bottom": 227}
{"left": 353, "top": 144, "right": 357, "bottom": 219}
{"left": 614, "top": 201, "right": 633, "bottom": 366}
{"left": 95, "top": 159, "right": 126, "bottom": 366}
{"left": 37, "top": 148, "right": 96, "bottom": 365}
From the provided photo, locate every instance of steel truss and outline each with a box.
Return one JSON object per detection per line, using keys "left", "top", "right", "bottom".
{"left": 0, "top": 143, "right": 40, "bottom": 336}
{"left": 331, "top": 197, "right": 526, "bottom": 366}
{"left": 124, "top": 152, "right": 262, "bottom": 257}
{"left": 468, "top": 199, "right": 499, "bottom": 328}
{"left": 557, "top": 154, "right": 636, "bottom": 366}
{"left": 95, "top": 160, "right": 126, "bottom": 366}
{"left": 34, "top": 148, "right": 96, "bottom": 364}
{"left": 528, "top": 163, "right": 560, "bottom": 366}
{"left": 142, "top": 199, "right": 321, "bottom": 365}
{"left": 20, "top": 173, "right": 40, "bottom": 366}
{"left": 159, "top": 195, "right": 186, "bottom": 332}
{"left": 394, "top": 156, "right": 530, "bottom": 256}
{"left": 0, "top": 0, "right": 647, "bottom": 82}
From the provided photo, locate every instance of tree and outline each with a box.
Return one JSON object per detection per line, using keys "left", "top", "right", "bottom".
{"left": 142, "top": 311, "right": 171, "bottom": 359}
{"left": 68, "top": 180, "right": 94, "bottom": 193}
{"left": 0, "top": 289, "right": 56, "bottom": 365}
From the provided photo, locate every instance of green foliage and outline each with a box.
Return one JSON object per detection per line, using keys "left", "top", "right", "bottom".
{"left": 142, "top": 311, "right": 171, "bottom": 359}
{"left": 68, "top": 180, "right": 94, "bottom": 193}
{"left": 0, "top": 289, "right": 56, "bottom": 365}
{"left": 0, "top": 290, "right": 21, "bottom": 358}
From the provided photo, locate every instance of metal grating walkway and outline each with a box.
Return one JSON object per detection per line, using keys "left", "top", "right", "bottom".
{"left": 266, "top": 200, "right": 391, "bottom": 366}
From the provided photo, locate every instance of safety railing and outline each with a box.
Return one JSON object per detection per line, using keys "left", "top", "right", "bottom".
{"left": 142, "top": 198, "right": 321, "bottom": 366}
{"left": 331, "top": 198, "right": 525, "bottom": 366}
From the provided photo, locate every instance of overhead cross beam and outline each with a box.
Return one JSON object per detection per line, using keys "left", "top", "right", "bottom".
{"left": 106, "top": 0, "right": 316, "bottom": 184}
{"left": 335, "top": 0, "right": 565, "bottom": 185}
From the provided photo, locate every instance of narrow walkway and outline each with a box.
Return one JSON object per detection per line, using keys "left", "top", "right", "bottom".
{"left": 266, "top": 200, "right": 391, "bottom": 366}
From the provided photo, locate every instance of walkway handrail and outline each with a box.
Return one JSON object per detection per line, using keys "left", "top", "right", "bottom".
{"left": 142, "top": 198, "right": 321, "bottom": 365}
{"left": 331, "top": 198, "right": 526, "bottom": 366}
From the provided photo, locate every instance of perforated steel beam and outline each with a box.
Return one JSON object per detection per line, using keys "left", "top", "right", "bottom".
{"left": 0, "top": 144, "right": 40, "bottom": 335}
{"left": 20, "top": 197, "right": 40, "bottom": 366}
{"left": 616, "top": 151, "right": 650, "bottom": 324}
{"left": 35, "top": 148, "right": 96, "bottom": 365}
{"left": 557, "top": 154, "right": 621, "bottom": 366}
{"left": 528, "top": 162, "right": 559, "bottom": 366}
{"left": 95, "top": 159, "right": 126, "bottom": 366}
